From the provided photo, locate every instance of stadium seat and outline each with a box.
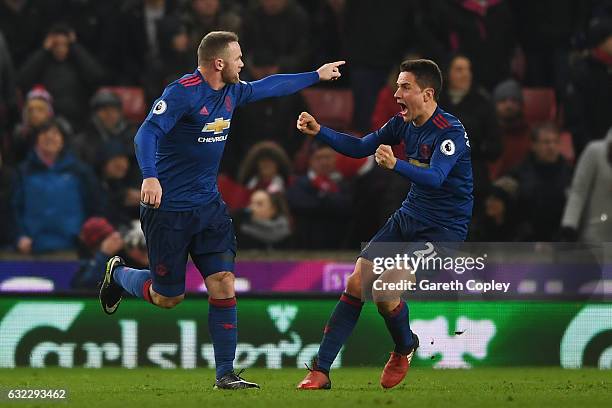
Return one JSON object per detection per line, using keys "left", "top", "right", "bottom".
{"left": 217, "top": 174, "right": 251, "bottom": 210}
{"left": 301, "top": 88, "right": 354, "bottom": 130}
{"left": 335, "top": 154, "right": 370, "bottom": 179}
{"left": 559, "top": 131, "right": 575, "bottom": 164}
{"left": 99, "top": 86, "right": 146, "bottom": 123}
{"left": 522, "top": 88, "right": 557, "bottom": 126}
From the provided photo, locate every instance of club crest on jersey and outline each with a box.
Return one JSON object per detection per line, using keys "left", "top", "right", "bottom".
{"left": 153, "top": 100, "right": 167, "bottom": 115}
{"left": 202, "top": 117, "right": 231, "bottom": 134}
{"left": 440, "top": 139, "right": 455, "bottom": 155}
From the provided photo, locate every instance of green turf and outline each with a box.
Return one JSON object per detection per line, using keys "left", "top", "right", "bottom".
{"left": 0, "top": 368, "right": 610, "bottom": 408}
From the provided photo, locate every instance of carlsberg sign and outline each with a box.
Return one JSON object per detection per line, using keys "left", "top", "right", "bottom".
{"left": 0, "top": 298, "right": 610, "bottom": 369}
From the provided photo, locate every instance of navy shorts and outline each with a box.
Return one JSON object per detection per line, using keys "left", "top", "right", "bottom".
{"left": 360, "top": 210, "right": 464, "bottom": 261}
{"left": 140, "top": 198, "right": 237, "bottom": 297}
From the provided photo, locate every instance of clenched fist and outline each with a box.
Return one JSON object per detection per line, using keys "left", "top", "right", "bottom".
{"left": 141, "top": 177, "right": 162, "bottom": 208}
{"left": 375, "top": 145, "right": 397, "bottom": 170}
{"left": 297, "top": 112, "right": 321, "bottom": 136}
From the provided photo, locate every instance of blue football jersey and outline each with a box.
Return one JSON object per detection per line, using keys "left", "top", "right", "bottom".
{"left": 385, "top": 107, "right": 473, "bottom": 236}
{"left": 317, "top": 106, "right": 473, "bottom": 236}
{"left": 135, "top": 69, "right": 318, "bottom": 211}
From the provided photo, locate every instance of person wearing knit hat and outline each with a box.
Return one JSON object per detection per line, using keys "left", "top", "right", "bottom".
{"left": 80, "top": 217, "right": 118, "bottom": 250}
{"left": 492, "top": 79, "right": 524, "bottom": 104}
{"left": 9, "top": 86, "right": 54, "bottom": 164}
{"left": 489, "top": 78, "right": 531, "bottom": 179}
{"left": 72, "top": 216, "right": 124, "bottom": 290}
{"left": 72, "top": 89, "right": 137, "bottom": 167}
{"left": 8, "top": 85, "right": 74, "bottom": 165}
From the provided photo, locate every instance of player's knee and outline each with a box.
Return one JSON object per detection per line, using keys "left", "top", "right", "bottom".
{"left": 375, "top": 300, "right": 399, "bottom": 315}
{"left": 346, "top": 270, "right": 362, "bottom": 298}
{"left": 205, "top": 271, "right": 235, "bottom": 298}
{"left": 212, "top": 271, "right": 234, "bottom": 288}
{"left": 153, "top": 293, "right": 184, "bottom": 309}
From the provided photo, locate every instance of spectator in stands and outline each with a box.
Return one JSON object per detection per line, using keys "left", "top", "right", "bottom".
{"left": 0, "top": 150, "right": 14, "bottom": 249}
{"left": 116, "top": 0, "right": 178, "bottom": 84}
{"left": 18, "top": 23, "right": 106, "bottom": 127}
{"left": 561, "top": 126, "right": 612, "bottom": 242}
{"left": 241, "top": 0, "right": 311, "bottom": 79}
{"left": 144, "top": 16, "right": 195, "bottom": 105}
{"left": 0, "top": 0, "right": 53, "bottom": 66}
{"left": 416, "top": 0, "right": 517, "bottom": 91}
{"left": 0, "top": 31, "right": 17, "bottom": 155}
{"left": 286, "top": 142, "right": 351, "bottom": 249}
{"left": 12, "top": 119, "right": 99, "bottom": 254}
{"left": 233, "top": 189, "right": 291, "bottom": 250}
{"left": 469, "top": 177, "right": 530, "bottom": 241}
{"left": 565, "top": 17, "right": 612, "bottom": 157}
{"left": 509, "top": 123, "right": 573, "bottom": 241}
{"left": 9, "top": 86, "right": 72, "bottom": 165}
{"left": 183, "top": 0, "right": 241, "bottom": 53}
{"left": 223, "top": 91, "right": 307, "bottom": 177}
{"left": 73, "top": 90, "right": 137, "bottom": 166}
{"left": 345, "top": 0, "right": 415, "bottom": 132}
{"left": 72, "top": 216, "right": 124, "bottom": 289}
{"left": 97, "top": 141, "right": 141, "bottom": 229}
{"left": 237, "top": 141, "right": 292, "bottom": 194}
{"left": 439, "top": 54, "right": 501, "bottom": 205}
{"left": 489, "top": 79, "right": 531, "bottom": 179}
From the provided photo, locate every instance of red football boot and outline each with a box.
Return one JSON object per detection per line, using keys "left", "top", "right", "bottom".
{"left": 297, "top": 360, "right": 331, "bottom": 390}
{"left": 380, "top": 333, "right": 419, "bottom": 389}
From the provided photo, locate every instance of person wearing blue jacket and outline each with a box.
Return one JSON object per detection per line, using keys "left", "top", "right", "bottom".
{"left": 13, "top": 119, "right": 99, "bottom": 254}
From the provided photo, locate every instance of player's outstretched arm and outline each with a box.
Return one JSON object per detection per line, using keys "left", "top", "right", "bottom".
{"left": 297, "top": 112, "right": 395, "bottom": 159}
{"left": 238, "top": 61, "right": 345, "bottom": 105}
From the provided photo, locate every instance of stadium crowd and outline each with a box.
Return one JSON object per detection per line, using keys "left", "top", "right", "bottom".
{"left": 0, "top": 0, "right": 611, "bottom": 258}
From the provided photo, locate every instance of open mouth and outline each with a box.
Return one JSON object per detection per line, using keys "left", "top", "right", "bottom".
{"left": 398, "top": 101, "right": 408, "bottom": 115}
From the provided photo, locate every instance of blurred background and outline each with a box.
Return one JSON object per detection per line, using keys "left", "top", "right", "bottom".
{"left": 0, "top": 0, "right": 612, "bottom": 373}
{"left": 0, "top": 0, "right": 611, "bottom": 293}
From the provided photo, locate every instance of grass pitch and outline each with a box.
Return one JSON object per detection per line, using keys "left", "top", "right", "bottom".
{"left": 0, "top": 368, "right": 610, "bottom": 408}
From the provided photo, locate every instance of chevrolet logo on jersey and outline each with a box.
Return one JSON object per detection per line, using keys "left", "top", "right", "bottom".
{"left": 202, "top": 117, "right": 231, "bottom": 134}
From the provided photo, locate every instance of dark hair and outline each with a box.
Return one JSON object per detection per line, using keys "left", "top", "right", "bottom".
{"left": 531, "top": 122, "right": 560, "bottom": 142}
{"left": 237, "top": 141, "right": 292, "bottom": 185}
{"left": 448, "top": 53, "right": 471, "bottom": 70}
{"left": 268, "top": 191, "right": 290, "bottom": 219}
{"left": 48, "top": 23, "right": 73, "bottom": 36}
{"left": 37, "top": 119, "right": 65, "bottom": 137}
{"left": 400, "top": 59, "right": 443, "bottom": 101}
{"left": 197, "top": 31, "right": 239, "bottom": 65}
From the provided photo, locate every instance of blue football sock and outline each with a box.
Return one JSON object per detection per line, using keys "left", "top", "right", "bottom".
{"left": 112, "top": 266, "right": 152, "bottom": 300}
{"left": 208, "top": 297, "right": 237, "bottom": 379}
{"left": 316, "top": 292, "right": 363, "bottom": 373}
{"left": 381, "top": 301, "right": 415, "bottom": 354}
